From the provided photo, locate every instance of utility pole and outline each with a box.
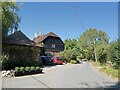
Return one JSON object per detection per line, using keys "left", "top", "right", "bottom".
{"left": 94, "top": 38, "right": 97, "bottom": 62}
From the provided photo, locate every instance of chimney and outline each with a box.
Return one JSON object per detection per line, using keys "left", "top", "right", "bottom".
{"left": 38, "top": 32, "right": 42, "bottom": 36}
{"left": 34, "top": 33, "right": 37, "bottom": 37}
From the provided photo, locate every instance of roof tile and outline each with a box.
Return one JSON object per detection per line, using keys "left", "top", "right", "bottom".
{"left": 33, "top": 32, "right": 59, "bottom": 43}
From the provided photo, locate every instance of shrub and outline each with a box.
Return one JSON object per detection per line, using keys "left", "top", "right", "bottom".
{"left": 33, "top": 60, "right": 43, "bottom": 67}
{"left": 76, "top": 56, "right": 81, "bottom": 60}
{"left": 36, "top": 66, "right": 40, "bottom": 70}
{"left": 60, "top": 49, "right": 77, "bottom": 63}
{"left": 20, "top": 67, "right": 25, "bottom": 71}
{"left": 2, "top": 45, "right": 42, "bottom": 70}
{"left": 1, "top": 53, "right": 10, "bottom": 70}
{"left": 70, "top": 60, "right": 77, "bottom": 64}
{"left": 108, "top": 40, "right": 120, "bottom": 69}
{"left": 15, "top": 67, "right": 19, "bottom": 71}
{"left": 31, "top": 66, "right": 35, "bottom": 70}
{"left": 25, "top": 67, "right": 30, "bottom": 71}
{"left": 112, "top": 70, "right": 118, "bottom": 77}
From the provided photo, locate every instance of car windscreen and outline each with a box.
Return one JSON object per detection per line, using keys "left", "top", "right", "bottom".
{"left": 40, "top": 57, "right": 46, "bottom": 60}
{"left": 57, "top": 57, "right": 62, "bottom": 60}
{"left": 46, "top": 57, "right": 52, "bottom": 60}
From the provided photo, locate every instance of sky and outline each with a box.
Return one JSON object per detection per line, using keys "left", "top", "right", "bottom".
{"left": 17, "top": 2, "right": 118, "bottom": 42}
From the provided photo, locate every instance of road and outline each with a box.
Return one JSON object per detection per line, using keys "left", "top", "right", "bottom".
{"left": 2, "top": 62, "right": 119, "bottom": 88}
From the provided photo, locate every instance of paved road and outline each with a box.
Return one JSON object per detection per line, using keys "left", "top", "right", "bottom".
{"left": 2, "top": 62, "right": 119, "bottom": 88}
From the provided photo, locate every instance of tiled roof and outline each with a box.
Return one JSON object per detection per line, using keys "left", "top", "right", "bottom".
{"left": 33, "top": 32, "right": 59, "bottom": 43}
{"left": 3, "top": 30, "right": 35, "bottom": 46}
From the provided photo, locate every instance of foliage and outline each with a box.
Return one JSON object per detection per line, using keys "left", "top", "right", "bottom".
{"left": 33, "top": 60, "right": 43, "bottom": 67}
{"left": 78, "top": 28, "right": 109, "bottom": 62}
{"left": 0, "top": 53, "right": 10, "bottom": 70}
{"left": 64, "top": 39, "right": 78, "bottom": 50}
{"left": 2, "top": 45, "right": 43, "bottom": 70}
{"left": 0, "top": 53, "right": 9, "bottom": 62}
{"left": 60, "top": 49, "right": 77, "bottom": 62}
{"left": 36, "top": 66, "right": 40, "bottom": 70}
{"left": 2, "top": 2, "right": 21, "bottom": 39}
{"left": 97, "top": 44, "right": 109, "bottom": 63}
{"left": 61, "top": 28, "right": 119, "bottom": 70}
{"left": 31, "top": 66, "right": 35, "bottom": 70}
{"left": 46, "top": 53, "right": 53, "bottom": 57}
{"left": 70, "top": 60, "right": 77, "bottom": 64}
{"left": 40, "top": 46, "right": 45, "bottom": 55}
{"left": 61, "top": 28, "right": 110, "bottom": 63}
{"left": 108, "top": 39, "right": 120, "bottom": 69}
{"left": 15, "top": 66, "right": 41, "bottom": 71}
{"left": 15, "top": 67, "right": 19, "bottom": 71}
{"left": 91, "top": 61, "right": 118, "bottom": 78}
{"left": 20, "top": 67, "right": 25, "bottom": 71}
{"left": 25, "top": 67, "right": 30, "bottom": 71}
{"left": 80, "top": 29, "right": 119, "bottom": 69}
{"left": 60, "top": 39, "right": 83, "bottom": 62}
{"left": 77, "top": 54, "right": 83, "bottom": 60}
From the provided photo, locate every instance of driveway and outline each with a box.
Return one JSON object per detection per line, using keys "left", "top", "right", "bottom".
{"left": 2, "top": 62, "right": 119, "bottom": 88}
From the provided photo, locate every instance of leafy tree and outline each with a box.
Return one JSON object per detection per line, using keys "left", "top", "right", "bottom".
{"left": 78, "top": 28, "right": 109, "bottom": 62}
{"left": 2, "top": 2, "right": 21, "bottom": 40}
{"left": 60, "top": 49, "right": 77, "bottom": 62}
{"left": 97, "top": 44, "right": 109, "bottom": 63}
{"left": 64, "top": 39, "right": 78, "bottom": 50}
{"left": 60, "top": 39, "right": 81, "bottom": 62}
{"left": 108, "top": 39, "right": 120, "bottom": 69}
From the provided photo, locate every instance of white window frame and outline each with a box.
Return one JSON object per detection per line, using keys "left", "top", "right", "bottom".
{"left": 52, "top": 44, "right": 55, "bottom": 48}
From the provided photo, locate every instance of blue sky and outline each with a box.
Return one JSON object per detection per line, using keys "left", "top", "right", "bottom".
{"left": 17, "top": 2, "right": 118, "bottom": 42}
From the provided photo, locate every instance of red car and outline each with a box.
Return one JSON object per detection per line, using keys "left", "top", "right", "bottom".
{"left": 52, "top": 57, "right": 64, "bottom": 65}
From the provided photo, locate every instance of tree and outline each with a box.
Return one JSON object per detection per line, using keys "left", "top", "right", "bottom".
{"left": 78, "top": 28, "right": 109, "bottom": 62}
{"left": 97, "top": 44, "right": 109, "bottom": 63}
{"left": 108, "top": 39, "right": 120, "bottom": 69}
{"left": 64, "top": 39, "right": 78, "bottom": 50}
{"left": 60, "top": 39, "right": 82, "bottom": 62}
{"left": 2, "top": 2, "right": 21, "bottom": 40}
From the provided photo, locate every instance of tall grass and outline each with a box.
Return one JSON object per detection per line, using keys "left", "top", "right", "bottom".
{"left": 91, "top": 61, "right": 118, "bottom": 78}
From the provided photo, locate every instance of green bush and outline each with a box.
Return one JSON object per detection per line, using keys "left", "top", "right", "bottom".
{"left": 15, "top": 67, "right": 19, "bottom": 71}
{"left": 25, "top": 67, "right": 30, "bottom": 71}
{"left": 76, "top": 56, "right": 81, "bottom": 60}
{"left": 31, "top": 66, "right": 35, "bottom": 70}
{"left": 2, "top": 45, "right": 42, "bottom": 70}
{"left": 33, "top": 60, "right": 43, "bottom": 67}
{"left": 1, "top": 53, "right": 10, "bottom": 70}
{"left": 60, "top": 49, "right": 78, "bottom": 63}
{"left": 36, "top": 66, "right": 40, "bottom": 70}
{"left": 112, "top": 70, "right": 118, "bottom": 77}
{"left": 70, "top": 60, "right": 77, "bottom": 64}
{"left": 108, "top": 40, "right": 120, "bottom": 69}
{"left": 20, "top": 67, "right": 25, "bottom": 71}
{"left": 102, "top": 66, "right": 107, "bottom": 70}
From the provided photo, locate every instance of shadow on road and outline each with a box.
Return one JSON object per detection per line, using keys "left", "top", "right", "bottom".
{"left": 95, "top": 82, "right": 120, "bottom": 90}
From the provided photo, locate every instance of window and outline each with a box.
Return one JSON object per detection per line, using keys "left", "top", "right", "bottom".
{"left": 52, "top": 44, "right": 55, "bottom": 48}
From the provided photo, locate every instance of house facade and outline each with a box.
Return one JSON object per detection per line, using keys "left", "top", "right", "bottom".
{"left": 33, "top": 32, "right": 64, "bottom": 56}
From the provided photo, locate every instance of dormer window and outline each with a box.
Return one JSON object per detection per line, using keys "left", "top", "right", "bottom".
{"left": 52, "top": 44, "right": 55, "bottom": 48}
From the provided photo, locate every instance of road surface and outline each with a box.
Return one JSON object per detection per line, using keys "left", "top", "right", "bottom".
{"left": 2, "top": 62, "right": 119, "bottom": 88}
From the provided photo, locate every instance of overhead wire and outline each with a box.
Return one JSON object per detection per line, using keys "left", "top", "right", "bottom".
{"left": 69, "top": 2, "right": 87, "bottom": 31}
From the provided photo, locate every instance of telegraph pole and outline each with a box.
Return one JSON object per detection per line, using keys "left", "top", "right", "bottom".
{"left": 94, "top": 38, "right": 97, "bottom": 62}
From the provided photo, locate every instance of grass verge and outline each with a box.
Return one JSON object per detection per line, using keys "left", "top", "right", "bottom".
{"left": 91, "top": 61, "right": 118, "bottom": 80}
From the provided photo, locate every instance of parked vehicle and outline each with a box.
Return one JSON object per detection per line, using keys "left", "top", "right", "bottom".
{"left": 52, "top": 57, "right": 64, "bottom": 65}
{"left": 40, "top": 56, "right": 53, "bottom": 65}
